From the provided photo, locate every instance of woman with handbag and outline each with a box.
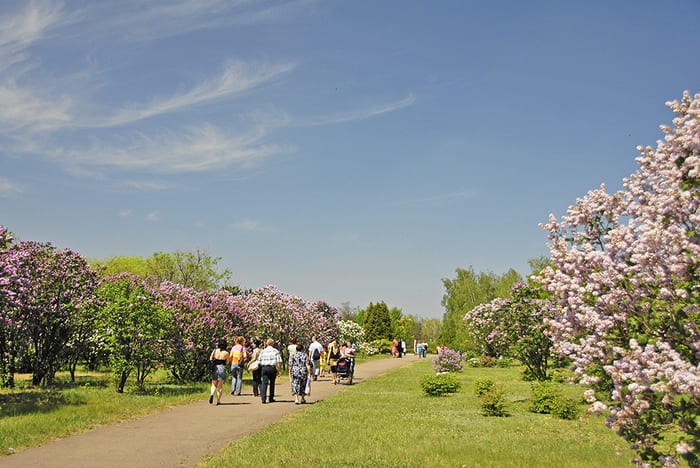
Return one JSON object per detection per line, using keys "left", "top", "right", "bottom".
{"left": 246, "top": 340, "right": 262, "bottom": 397}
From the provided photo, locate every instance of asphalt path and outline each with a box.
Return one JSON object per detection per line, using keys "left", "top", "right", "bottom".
{"left": 1, "top": 355, "right": 419, "bottom": 467}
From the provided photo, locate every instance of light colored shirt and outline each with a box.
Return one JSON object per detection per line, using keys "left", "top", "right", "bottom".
{"left": 257, "top": 346, "right": 282, "bottom": 367}
{"left": 309, "top": 341, "right": 323, "bottom": 359}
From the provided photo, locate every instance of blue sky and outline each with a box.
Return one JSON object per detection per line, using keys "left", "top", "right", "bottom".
{"left": 1, "top": 1, "right": 698, "bottom": 319}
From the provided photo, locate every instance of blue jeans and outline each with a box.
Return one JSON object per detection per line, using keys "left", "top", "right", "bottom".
{"left": 230, "top": 364, "right": 243, "bottom": 395}
{"left": 261, "top": 365, "right": 277, "bottom": 402}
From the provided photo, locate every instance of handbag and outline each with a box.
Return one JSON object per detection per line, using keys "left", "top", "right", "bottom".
{"left": 247, "top": 360, "right": 259, "bottom": 371}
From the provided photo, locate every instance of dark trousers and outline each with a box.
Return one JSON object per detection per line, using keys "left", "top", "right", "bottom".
{"left": 261, "top": 365, "right": 277, "bottom": 401}
{"left": 252, "top": 368, "right": 262, "bottom": 396}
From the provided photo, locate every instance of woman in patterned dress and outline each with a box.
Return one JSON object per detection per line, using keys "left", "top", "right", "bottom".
{"left": 289, "top": 343, "right": 312, "bottom": 404}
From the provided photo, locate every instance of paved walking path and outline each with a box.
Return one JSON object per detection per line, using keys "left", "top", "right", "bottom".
{"left": 1, "top": 355, "right": 418, "bottom": 467}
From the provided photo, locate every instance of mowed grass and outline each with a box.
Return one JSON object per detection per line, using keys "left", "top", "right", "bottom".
{"left": 199, "top": 358, "right": 634, "bottom": 468}
{"left": 0, "top": 368, "right": 208, "bottom": 454}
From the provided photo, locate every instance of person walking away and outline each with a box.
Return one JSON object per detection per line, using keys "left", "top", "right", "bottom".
{"left": 290, "top": 343, "right": 312, "bottom": 404}
{"left": 401, "top": 339, "right": 406, "bottom": 357}
{"left": 208, "top": 339, "right": 230, "bottom": 405}
{"left": 308, "top": 337, "right": 323, "bottom": 381}
{"left": 327, "top": 338, "right": 341, "bottom": 384}
{"left": 258, "top": 339, "right": 282, "bottom": 404}
{"left": 422, "top": 342, "right": 428, "bottom": 358}
{"left": 230, "top": 336, "right": 247, "bottom": 396}
{"left": 391, "top": 339, "right": 398, "bottom": 358}
{"left": 247, "top": 340, "right": 262, "bottom": 397}
{"left": 288, "top": 337, "right": 297, "bottom": 358}
{"left": 397, "top": 339, "right": 403, "bottom": 358}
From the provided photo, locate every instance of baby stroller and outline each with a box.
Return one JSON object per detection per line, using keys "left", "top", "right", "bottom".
{"left": 336, "top": 357, "right": 354, "bottom": 384}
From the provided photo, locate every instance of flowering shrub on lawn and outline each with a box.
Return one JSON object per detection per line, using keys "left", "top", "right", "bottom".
{"left": 432, "top": 347, "right": 464, "bottom": 373}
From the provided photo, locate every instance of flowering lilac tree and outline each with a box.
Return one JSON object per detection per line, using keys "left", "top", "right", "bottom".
{"left": 465, "top": 283, "right": 553, "bottom": 381}
{"left": 97, "top": 274, "right": 175, "bottom": 392}
{"left": 537, "top": 92, "right": 700, "bottom": 467}
{"left": 0, "top": 230, "right": 99, "bottom": 386}
{"left": 337, "top": 319, "right": 365, "bottom": 345}
{"left": 155, "top": 282, "right": 244, "bottom": 382}
{"left": 231, "top": 286, "right": 338, "bottom": 362}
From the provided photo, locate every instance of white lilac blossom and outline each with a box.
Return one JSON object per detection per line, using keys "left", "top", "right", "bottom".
{"left": 537, "top": 92, "right": 700, "bottom": 467}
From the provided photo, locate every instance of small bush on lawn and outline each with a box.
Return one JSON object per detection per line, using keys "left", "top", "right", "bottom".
{"left": 420, "top": 373, "right": 461, "bottom": 396}
{"left": 495, "top": 357, "right": 511, "bottom": 368}
{"left": 480, "top": 355, "right": 497, "bottom": 367}
{"left": 478, "top": 384, "right": 507, "bottom": 417}
{"left": 552, "top": 396, "right": 580, "bottom": 420}
{"left": 528, "top": 381, "right": 561, "bottom": 414}
{"left": 473, "top": 378, "right": 495, "bottom": 396}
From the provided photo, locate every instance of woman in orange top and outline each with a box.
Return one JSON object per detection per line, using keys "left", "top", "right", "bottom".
{"left": 230, "top": 336, "right": 247, "bottom": 396}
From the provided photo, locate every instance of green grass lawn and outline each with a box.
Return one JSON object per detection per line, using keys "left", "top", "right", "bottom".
{"left": 199, "top": 358, "right": 635, "bottom": 468}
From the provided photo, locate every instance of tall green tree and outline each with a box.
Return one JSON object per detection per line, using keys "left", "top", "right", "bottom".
{"left": 91, "top": 249, "right": 232, "bottom": 291}
{"left": 363, "top": 301, "right": 392, "bottom": 341}
{"left": 439, "top": 266, "right": 522, "bottom": 352}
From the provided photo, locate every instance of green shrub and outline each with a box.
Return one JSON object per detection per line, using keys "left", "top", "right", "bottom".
{"left": 420, "top": 373, "right": 461, "bottom": 396}
{"left": 528, "top": 381, "right": 561, "bottom": 414}
{"left": 370, "top": 339, "right": 393, "bottom": 354}
{"left": 552, "top": 396, "right": 580, "bottom": 420}
{"left": 478, "top": 385, "right": 507, "bottom": 416}
{"left": 495, "top": 357, "right": 512, "bottom": 368}
{"left": 473, "top": 378, "right": 495, "bottom": 396}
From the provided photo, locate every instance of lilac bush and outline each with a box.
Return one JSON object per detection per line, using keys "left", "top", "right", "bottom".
{"left": 537, "top": 92, "right": 700, "bottom": 467}
{"left": 432, "top": 347, "right": 464, "bottom": 373}
{"left": 0, "top": 228, "right": 99, "bottom": 386}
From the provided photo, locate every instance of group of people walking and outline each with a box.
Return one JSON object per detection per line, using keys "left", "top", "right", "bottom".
{"left": 391, "top": 339, "right": 406, "bottom": 358}
{"left": 208, "top": 336, "right": 355, "bottom": 405}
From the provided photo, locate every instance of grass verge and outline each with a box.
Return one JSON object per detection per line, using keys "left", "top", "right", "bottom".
{"left": 199, "top": 358, "right": 635, "bottom": 468}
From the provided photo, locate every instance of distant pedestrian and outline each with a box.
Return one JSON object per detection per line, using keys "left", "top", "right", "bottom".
{"left": 230, "top": 336, "right": 247, "bottom": 396}
{"left": 422, "top": 342, "right": 428, "bottom": 358}
{"left": 258, "top": 339, "right": 282, "bottom": 404}
{"left": 391, "top": 339, "right": 398, "bottom": 358}
{"left": 397, "top": 339, "right": 403, "bottom": 358}
{"left": 308, "top": 337, "right": 324, "bottom": 381}
{"left": 401, "top": 339, "right": 406, "bottom": 357}
{"left": 208, "top": 339, "right": 230, "bottom": 405}
{"left": 290, "top": 343, "right": 312, "bottom": 404}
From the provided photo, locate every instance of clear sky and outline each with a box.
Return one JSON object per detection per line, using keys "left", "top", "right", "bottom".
{"left": 1, "top": 1, "right": 698, "bottom": 319}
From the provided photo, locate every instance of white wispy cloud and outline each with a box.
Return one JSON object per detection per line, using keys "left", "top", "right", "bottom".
{"left": 0, "top": 1, "right": 66, "bottom": 71}
{"left": 146, "top": 211, "right": 160, "bottom": 221}
{"left": 104, "top": 0, "right": 316, "bottom": 43}
{"left": 232, "top": 218, "right": 273, "bottom": 232}
{"left": 0, "top": 2, "right": 76, "bottom": 132}
{"left": 118, "top": 208, "right": 132, "bottom": 217}
{"left": 0, "top": 177, "right": 24, "bottom": 197}
{"left": 123, "top": 180, "right": 172, "bottom": 191}
{"left": 301, "top": 93, "right": 416, "bottom": 126}
{"left": 48, "top": 123, "right": 294, "bottom": 174}
{"left": 0, "top": 81, "right": 73, "bottom": 131}
{"left": 91, "top": 60, "right": 295, "bottom": 128}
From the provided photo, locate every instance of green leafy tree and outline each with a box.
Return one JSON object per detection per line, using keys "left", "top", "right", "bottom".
{"left": 363, "top": 301, "right": 392, "bottom": 341}
{"left": 97, "top": 274, "right": 175, "bottom": 392}
{"left": 439, "top": 267, "right": 521, "bottom": 352}
{"left": 92, "top": 249, "right": 231, "bottom": 292}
